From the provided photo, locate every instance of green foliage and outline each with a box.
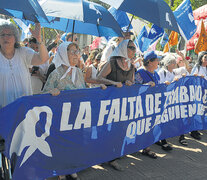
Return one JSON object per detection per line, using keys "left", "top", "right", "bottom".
{"left": 88, "top": 0, "right": 110, "bottom": 9}
{"left": 43, "top": 28, "right": 63, "bottom": 46}
{"left": 164, "top": 0, "right": 207, "bottom": 10}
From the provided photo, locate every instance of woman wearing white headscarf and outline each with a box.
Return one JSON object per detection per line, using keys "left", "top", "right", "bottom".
{"left": 97, "top": 39, "right": 136, "bottom": 88}
{"left": 96, "top": 39, "right": 136, "bottom": 171}
{"left": 43, "top": 41, "right": 86, "bottom": 96}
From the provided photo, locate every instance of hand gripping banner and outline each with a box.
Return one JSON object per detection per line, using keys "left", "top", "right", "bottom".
{"left": 0, "top": 76, "right": 206, "bottom": 179}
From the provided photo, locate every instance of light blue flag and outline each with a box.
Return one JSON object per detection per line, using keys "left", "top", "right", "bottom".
{"left": 173, "top": 0, "right": 196, "bottom": 40}
{"left": 148, "top": 24, "right": 164, "bottom": 45}
{"left": 13, "top": 18, "right": 31, "bottom": 41}
{"left": 135, "top": 26, "right": 151, "bottom": 52}
{"left": 109, "top": 7, "right": 133, "bottom": 32}
{"left": 160, "top": 32, "right": 169, "bottom": 47}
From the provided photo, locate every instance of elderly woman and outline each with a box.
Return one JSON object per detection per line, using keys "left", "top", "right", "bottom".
{"left": 158, "top": 54, "right": 178, "bottom": 84}
{"left": 96, "top": 39, "right": 136, "bottom": 171}
{"left": 43, "top": 42, "right": 86, "bottom": 96}
{"left": 0, "top": 22, "right": 49, "bottom": 108}
{"left": 43, "top": 42, "right": 84, "bottom": 180}
{"left": 159, "top": 54, "right": 188, "bottom": 146}
{"left": 97, "top": 39, "right": 135, "bottom": 88}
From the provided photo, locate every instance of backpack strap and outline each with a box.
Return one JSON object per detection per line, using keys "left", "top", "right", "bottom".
{"left": 164, "top": 70, "right": 167, "bottom": 78}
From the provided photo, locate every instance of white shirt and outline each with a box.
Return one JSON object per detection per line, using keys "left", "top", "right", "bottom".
{"left": 191, "top": 65, "right": 207, "bottom": 80}
{"left": 0, "top": 47, "right": 34, "bottom": 108}
{"left": 38, "top": 61, "right": 49, "bottom": 76}
{"left": 158, "top": 68, "right": 175, "bottom": 83}
{"left": 31, "top": 76, "right": 43, "bottom": 94}
{"left": 173, "top": 67, "right": 189, "bottom": 79}
{"left": 89, "top": 64, "right": 100, "bottom": 88}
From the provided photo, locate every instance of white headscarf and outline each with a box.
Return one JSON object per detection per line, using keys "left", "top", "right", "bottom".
{"left": 110, "top": 39, "right": 131, "bottom": 67}
{"left": 53, "top": 41, "right": 77, "bottom": 83}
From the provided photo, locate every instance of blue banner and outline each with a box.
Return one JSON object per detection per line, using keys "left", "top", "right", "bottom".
{"left": 148, "top": 24, "right": 164, "bottom": 45}
{"left": 173, "top": 0, "right": 197, "bottom": 40}
{"left": 0, "top": 76, "right": 207, "bottom": 180}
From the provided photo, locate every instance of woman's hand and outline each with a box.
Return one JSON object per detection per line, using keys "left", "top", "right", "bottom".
{"left": 100, "top": 84, "right": 107, "bottom": 90}
{"left": 148, "top": 81, "right": 155, "bottom": 87}
{"left": 164, "top": 81, "right": 170, "bottom": 85}
{"left": 30, "top": 23, "right": 42, "bottom": 43}
{"left": 49, "top": 88, "right": 60, "bottom": 96}
{"left": 200, "top": 75, "right": 205, "bottom": 78}
{"left": 114, "top": 82, "right": 123, "bottom": 88}
{"left": 193, "top": 74, "right": 198, "bottom": 77}
{"left": 173, "top": 77, "right": 179, "bottom": 81}
{"left": 125, "top": 80, "right": 133, "bottom": 86}
{"left": 182, "top": 73, "right": 187, "bottom": 77}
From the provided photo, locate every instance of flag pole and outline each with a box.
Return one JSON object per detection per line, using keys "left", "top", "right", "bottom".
{"left": 72, "top": 20, "right": 76, "bottom": 41}
{"left": 42, "top": 27, "right": 45, "bottom": 44}
{"left": 126, "top": 15, "right": 134, "bottom": 32}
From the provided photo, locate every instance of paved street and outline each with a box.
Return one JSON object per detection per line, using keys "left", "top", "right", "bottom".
{"left": 48, "top": 130, "right": 207, "bottom": 180}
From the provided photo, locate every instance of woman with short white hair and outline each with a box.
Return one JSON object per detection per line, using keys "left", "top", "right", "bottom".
{"left": 0, "top": 22, "right": 49, "bottom": 108}
{"left": 159, "top": 54, "right": 189, "bottom": 146}
{"left": 158, "top": 54, "right": 177, "bottom": 84}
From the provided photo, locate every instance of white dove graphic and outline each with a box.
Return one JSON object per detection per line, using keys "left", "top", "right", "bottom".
{"left": 166, "top": 13, "right": 172, "bottom": 26}
{"left": 10, "top": 106, "right": 53, "bottom": 167}
{"left": 151, "top": 28, "right": 156, "bottom": 34}
{"left": 89, "top": 4, "right": 101, "bottom": 15}
{"left": 188, "top": 13, "right": 194, "bottom": 22}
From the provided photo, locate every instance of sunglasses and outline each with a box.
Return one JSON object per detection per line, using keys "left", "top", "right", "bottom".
{"left": 0, "top": 33, "right": 14, "bottom": 37}
{"left": 127, "top": 46, "right": 136, "bottom": 51}
{"left": 68, "top": 49, "right": 80, "bottom": 55}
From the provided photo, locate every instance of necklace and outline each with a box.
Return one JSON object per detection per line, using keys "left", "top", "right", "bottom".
{"left": 0, "top": 48, "right": 15, "bottom": 59}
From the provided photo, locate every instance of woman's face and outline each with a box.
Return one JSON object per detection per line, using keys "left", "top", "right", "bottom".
{"left": 201, "top": 54, "right": 207, "bottom": 66}
{"left": 67, "top": 45, "right": 80, "bottom": 66}
{"left": 177, "top": 59, "right": 185, "bottom": 67}
{"left": 167, "top": 62, "right": 176, "bottom": 71}
{"left": 149, "top": 58, "right": 159, "bottom": 70}
{"left": 0, "top": 28, "right": 15, "bottom": 49}
{"left": 127, "top": 42, "right": 136, "bottom": 59}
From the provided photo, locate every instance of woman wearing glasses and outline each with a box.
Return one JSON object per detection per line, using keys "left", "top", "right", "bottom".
{"left": 43, "top": 41, "right": 85, "bottom": 96}
{"left": 43, "top": 41, "right": 85, "bottom": 180}
{"left": 96, "top": 39, "right": 136, "bottom": 171}
{"left": 0, "top": 22, "right": 49, "bottom": 108}
{"left": 97, "top": 39, "right": 135, "bottom": 88}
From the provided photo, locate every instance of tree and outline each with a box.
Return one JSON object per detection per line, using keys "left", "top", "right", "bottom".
{"left": 88, "top": 0, "right": 110, "bottom": 9}
{"left": 164, "top": 0, "right": 207, "bottom": 10}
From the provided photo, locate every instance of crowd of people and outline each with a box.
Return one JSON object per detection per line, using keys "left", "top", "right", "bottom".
{"left": 0, "top": 21, "right": 207, "bottom": 180}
